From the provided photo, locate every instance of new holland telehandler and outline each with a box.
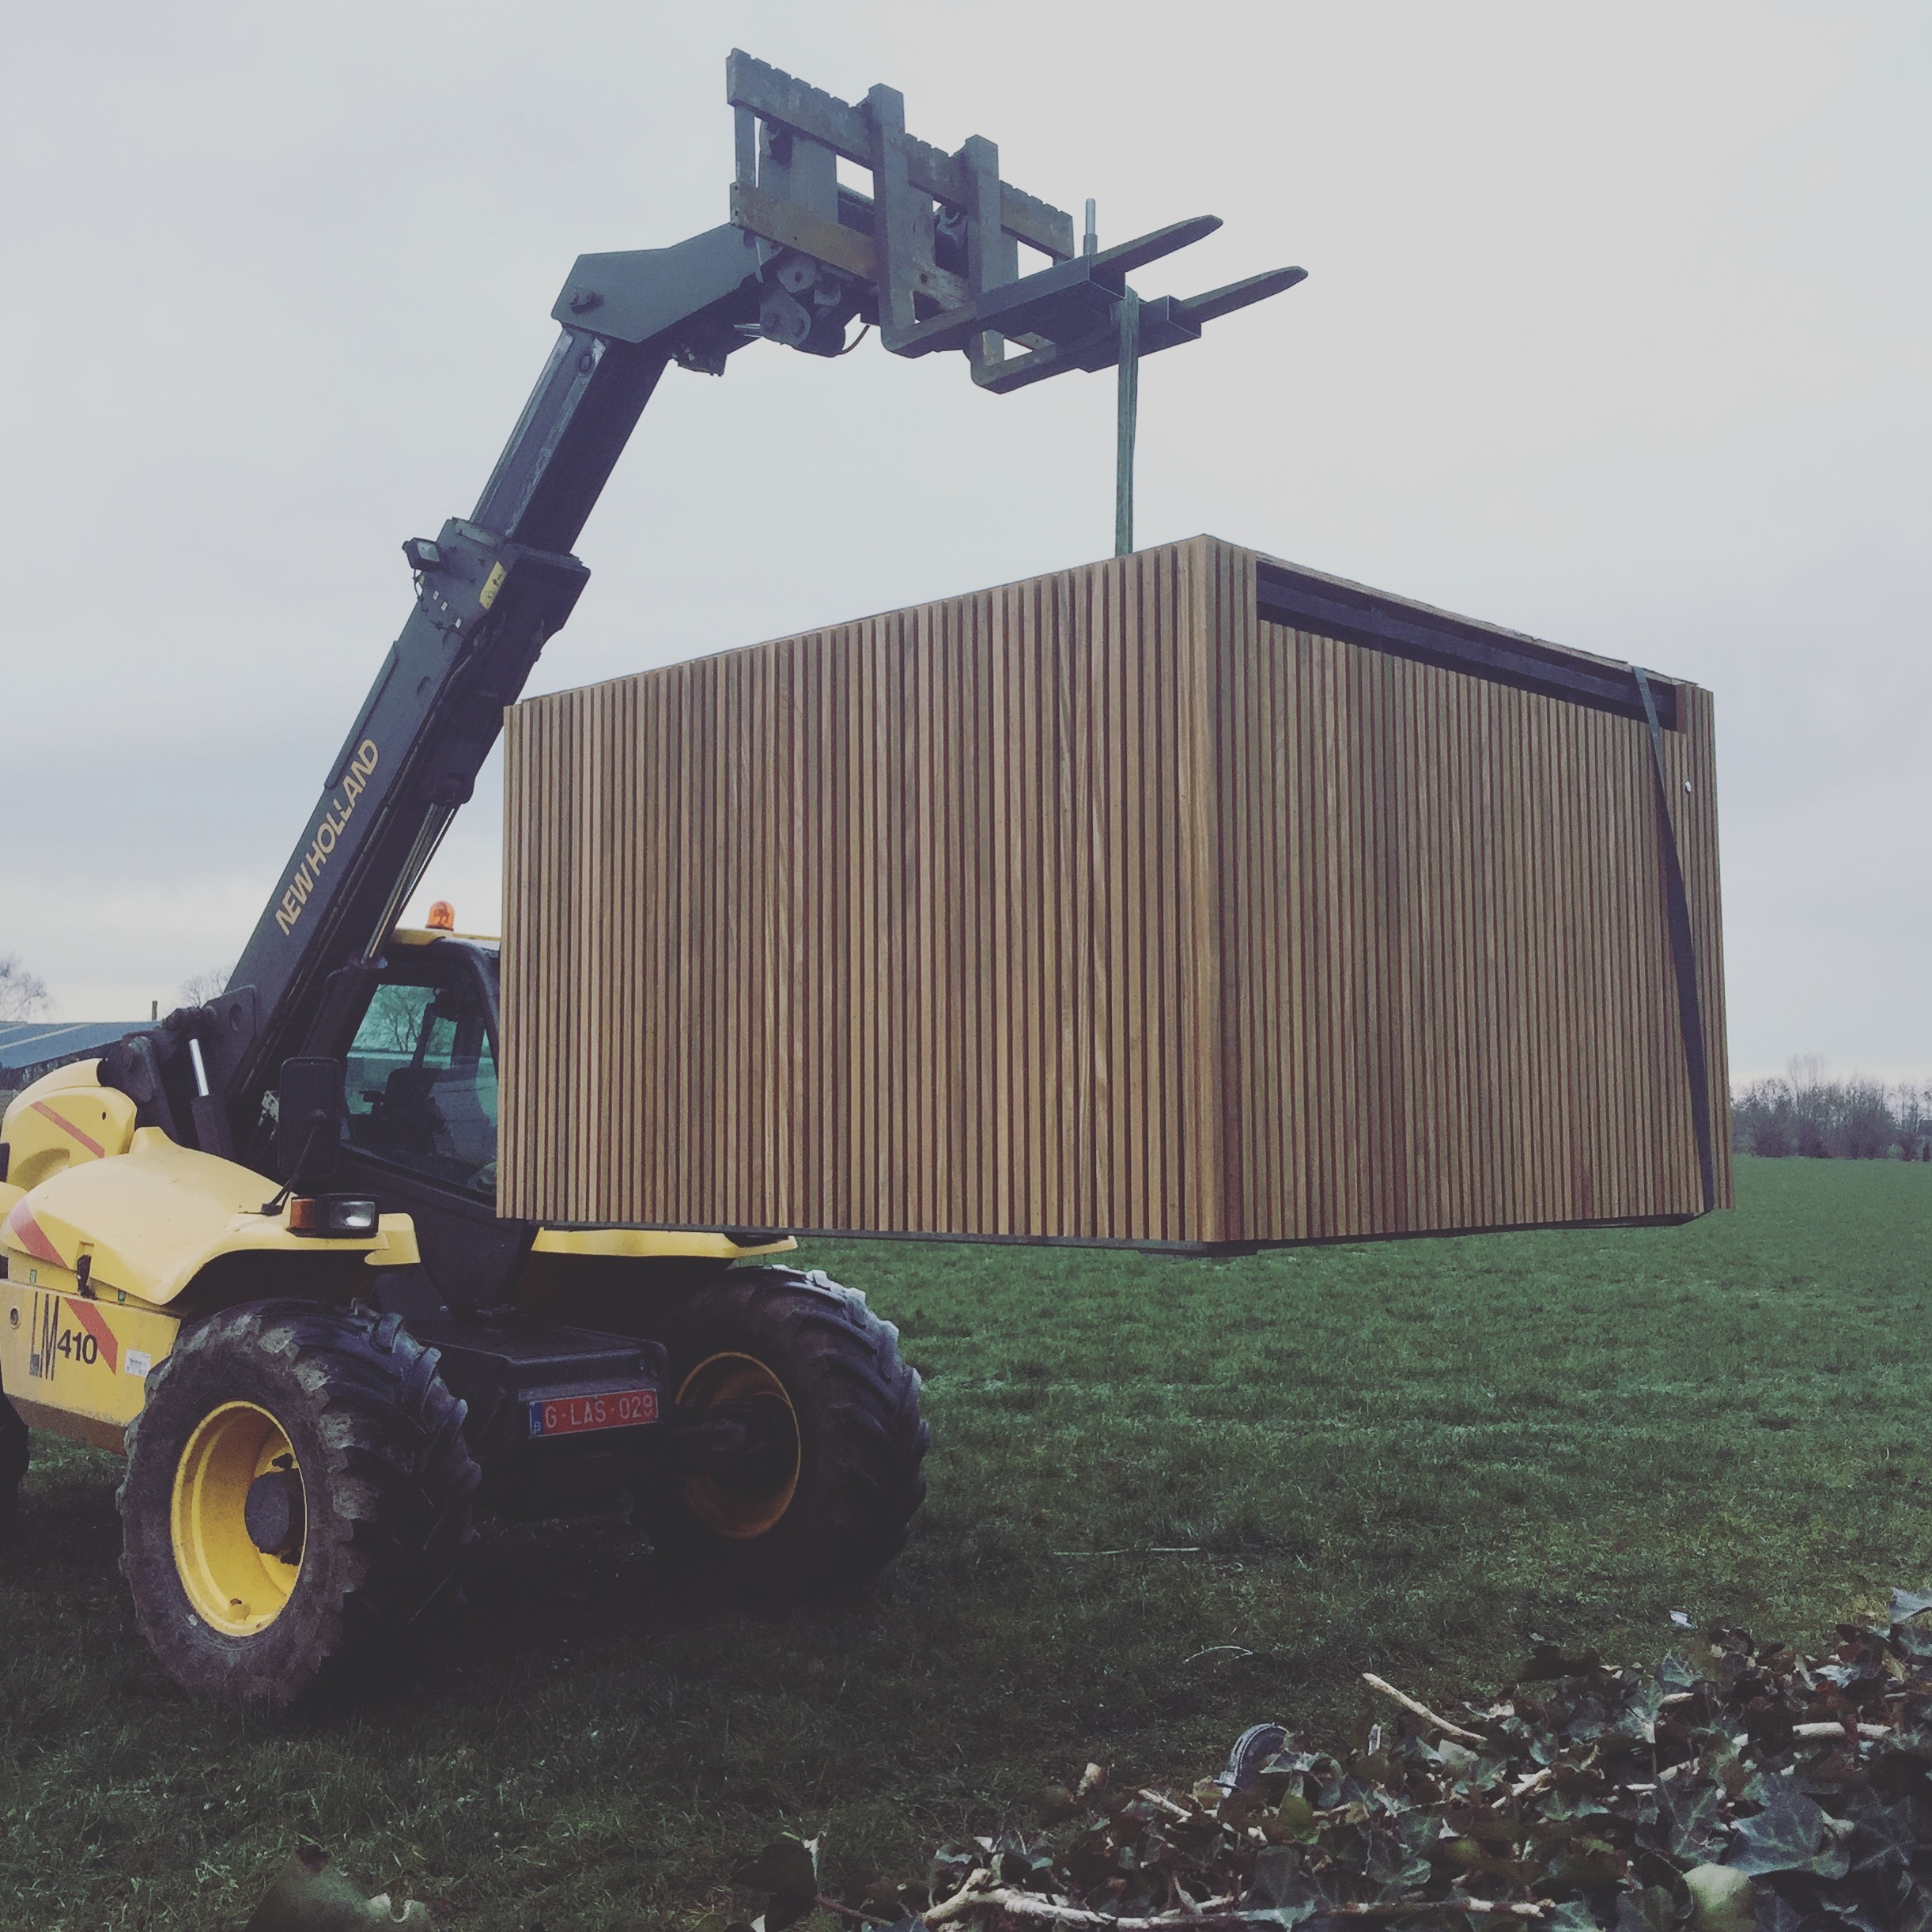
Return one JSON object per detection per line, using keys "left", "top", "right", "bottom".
{"left": 0, "top": 53, "right": 1299, "bottom": 1703}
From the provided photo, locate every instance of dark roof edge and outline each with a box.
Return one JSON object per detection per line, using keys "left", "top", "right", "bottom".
{"left": 1231, "top": 539, "right": 1683, "bottom": 688}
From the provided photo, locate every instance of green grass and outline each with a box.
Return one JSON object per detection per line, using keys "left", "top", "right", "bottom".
{"left": 4, "top": 1155, "right": 1930, "bottom": 1930}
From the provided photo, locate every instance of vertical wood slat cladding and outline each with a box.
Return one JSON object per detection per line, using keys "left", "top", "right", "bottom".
{"left": 499, "top": 536, "right": 1730, "bottom": 1245}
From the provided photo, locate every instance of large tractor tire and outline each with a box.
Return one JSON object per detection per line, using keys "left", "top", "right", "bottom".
{"left": 637, "top": 1267, "right": 928, "bottom": 1598}
{"left": 0, "top": 1389, "right": 27, "bottom": 1547}
{"left": 119, "top": 1301, "right": 479, "bottom": 1706}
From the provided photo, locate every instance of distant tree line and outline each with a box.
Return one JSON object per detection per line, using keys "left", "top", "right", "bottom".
{"left": 1733, "top": 1057, "right": 1932, "bottom": 1160}
{"left": 0, "top": 954, "right": 50, "bottom": 1023}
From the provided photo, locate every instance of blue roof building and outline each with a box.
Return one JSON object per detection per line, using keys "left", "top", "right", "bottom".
{"left": 0, "top": 1021, "right": 141, "bottom": 1089}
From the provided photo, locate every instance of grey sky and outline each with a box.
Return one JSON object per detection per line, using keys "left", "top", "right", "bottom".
{"left": 2, "top": 2, "right": 1926, "bottom": 1084}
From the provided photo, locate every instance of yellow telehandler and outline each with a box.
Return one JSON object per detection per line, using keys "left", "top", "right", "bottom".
{"left": 0, "top": 51, "right": 1296, "bottom": 1703}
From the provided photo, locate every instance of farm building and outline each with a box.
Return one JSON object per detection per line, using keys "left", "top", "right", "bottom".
{"left": 0, "top": 1021, "right": 142, "bottom": 1095}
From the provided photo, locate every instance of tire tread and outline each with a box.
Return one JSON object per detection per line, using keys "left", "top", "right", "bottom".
{"left": 641, "top": 1266, "right": 928, "bottom": 1594}
{"left": 118, "top": 1299, "right": 479, "bottom": 1704}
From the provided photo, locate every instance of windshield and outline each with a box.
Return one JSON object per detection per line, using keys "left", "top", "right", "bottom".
{"left": 342, "top": 962, "right": 497, "bottom": 1196}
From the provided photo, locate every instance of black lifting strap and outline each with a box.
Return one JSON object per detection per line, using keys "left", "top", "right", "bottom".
{"left": 1632, "top": 665, "right": 1716, "bottom": 1213}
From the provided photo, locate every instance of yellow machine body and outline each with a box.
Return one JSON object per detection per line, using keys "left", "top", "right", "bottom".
{"left": 0, "top": 1056, "right": 792, "bottom": 1453}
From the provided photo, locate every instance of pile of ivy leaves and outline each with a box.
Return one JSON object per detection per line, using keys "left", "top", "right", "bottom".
{"left": 728, "top": 1590, "right": 1932, "bottom": 1931}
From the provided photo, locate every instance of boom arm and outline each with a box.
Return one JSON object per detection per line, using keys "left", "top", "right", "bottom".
{"left": 202, "top": 226, "right": 769, "bottom": 1151}
{"left": 111, "top": 52, "right": 1302, "bottom": 1167}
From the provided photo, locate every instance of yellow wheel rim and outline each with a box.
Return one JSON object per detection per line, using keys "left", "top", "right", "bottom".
{"left": 678, "top": 1352, "right": 800, "bottom": 1540}
{"left": 170, "top": 1401, "right": 306, "bottom": 1637}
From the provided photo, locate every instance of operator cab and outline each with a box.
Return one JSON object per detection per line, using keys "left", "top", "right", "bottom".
{"left": 331, "top": 924, "right": 517, "bottom": 1307}
{"left": 342, "top": 939, "right": 499, "bottom": 1201}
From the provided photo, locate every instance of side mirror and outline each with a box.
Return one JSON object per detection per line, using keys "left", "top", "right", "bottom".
{"left": 278, "top": 1057, "right": 345, "bottom": 1185}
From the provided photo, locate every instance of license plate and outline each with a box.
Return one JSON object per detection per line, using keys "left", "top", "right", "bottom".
{"left": 527, "top": 1389, "right": 660, "bottom": 1438}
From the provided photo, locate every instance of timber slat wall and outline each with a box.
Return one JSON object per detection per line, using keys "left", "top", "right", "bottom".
{"left": 499, "top": 536, "right": 1729, "bottom": 1247}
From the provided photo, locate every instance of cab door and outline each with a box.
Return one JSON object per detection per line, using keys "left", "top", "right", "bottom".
{"left": 334, "top": 942, "right": 532, "bottom": 1308}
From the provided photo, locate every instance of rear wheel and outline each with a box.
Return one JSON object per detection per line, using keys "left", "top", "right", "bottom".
{"left": 636, "top": 1268, "right": 928, "bottom": 1597}
{"left": 0, "top": 1390, "right": 27, "bottom": 1546}
{"left": 119, "top": 1301, "right": 479, "bottom": 1705}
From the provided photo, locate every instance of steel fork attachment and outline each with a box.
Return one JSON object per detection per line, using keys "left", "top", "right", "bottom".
{"left": 723, "top": 50, "right": 1306, "bottom": 395}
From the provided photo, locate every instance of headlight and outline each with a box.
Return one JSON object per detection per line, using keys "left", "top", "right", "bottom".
{"left": 287, "top": 1195, "right": 380, "bottom": 1238}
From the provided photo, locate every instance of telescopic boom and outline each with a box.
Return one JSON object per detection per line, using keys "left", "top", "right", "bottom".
{"left": 130, "top": 51, "right": 1303, "bottom": 1164}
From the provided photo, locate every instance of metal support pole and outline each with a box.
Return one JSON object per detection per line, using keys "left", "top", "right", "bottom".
{"left": 1115, "top": 286, "right": 1140, "bottom": 558}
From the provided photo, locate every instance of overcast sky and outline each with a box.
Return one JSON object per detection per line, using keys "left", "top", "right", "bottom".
{"left": 3, "top": 2, "right": 1926, "bottom": 1085}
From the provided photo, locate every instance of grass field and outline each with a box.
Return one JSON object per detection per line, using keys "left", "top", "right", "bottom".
{"left": 3, "top": 1155, "right": 1930, "bottom": 1930}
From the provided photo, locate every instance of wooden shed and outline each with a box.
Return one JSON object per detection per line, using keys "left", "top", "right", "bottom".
{"left": 497, "top": 536, "right": 1728, "bottom": 1250}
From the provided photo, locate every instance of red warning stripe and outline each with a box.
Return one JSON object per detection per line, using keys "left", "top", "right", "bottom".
{"left": 31, "top": 1100, "right": 107, "bottom": 1159}
{"left": 2, "top": 1200, "right": 64, "bottom": 1266}
{"left": 69, "top": 1298, "right": 120, "bottom": 1374}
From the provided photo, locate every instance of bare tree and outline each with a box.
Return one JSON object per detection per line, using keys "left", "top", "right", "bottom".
{"left": 177, "top": 963, "right": 234, "bottom": 1006}
{"left": 1733, "top": 1076, "right": 1795, "bottom": 1156}
{"left": 356, "top": 984, "right": 429, "bottom": 1055}
{"left": 0, "top": 955, "right": 51, "bottom": 1023}
{"left": 1785, "top": 1055, "right": 1832, "bottom": 1156}
{"left": 1787, "top": 1053, "right": 1827, "bottom": 1102}
{"left": 1897, "top": 1084, "right": 1932, "bottom": 1159}
{"left": 1839, "top": 1078, "right": 1896, "bottom": 1159}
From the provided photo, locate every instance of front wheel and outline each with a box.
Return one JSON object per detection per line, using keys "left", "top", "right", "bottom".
{"left": 119, "top": 1301, "right": 480, "bottom": 1705}
{"left": 636, "top": 1268, "right": 928, "bottom": 1597}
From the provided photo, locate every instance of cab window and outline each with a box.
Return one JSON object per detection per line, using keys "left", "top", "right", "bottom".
{"left": 342, "top": 973, "right": 497, "bottom": 1195}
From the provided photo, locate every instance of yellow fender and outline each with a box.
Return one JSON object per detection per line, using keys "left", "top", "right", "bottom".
{"left": 2, "top": 1059, "right": 138, "bottom": 1189}
{"left": 530, "top": 1227, "right": 794, "bottom": 1260}
{"left": 2, "top": 1125, "right": 412, "bottom": 1307}
{"left": 2, "top": 1064, "right": 414, "bottom": 1453}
